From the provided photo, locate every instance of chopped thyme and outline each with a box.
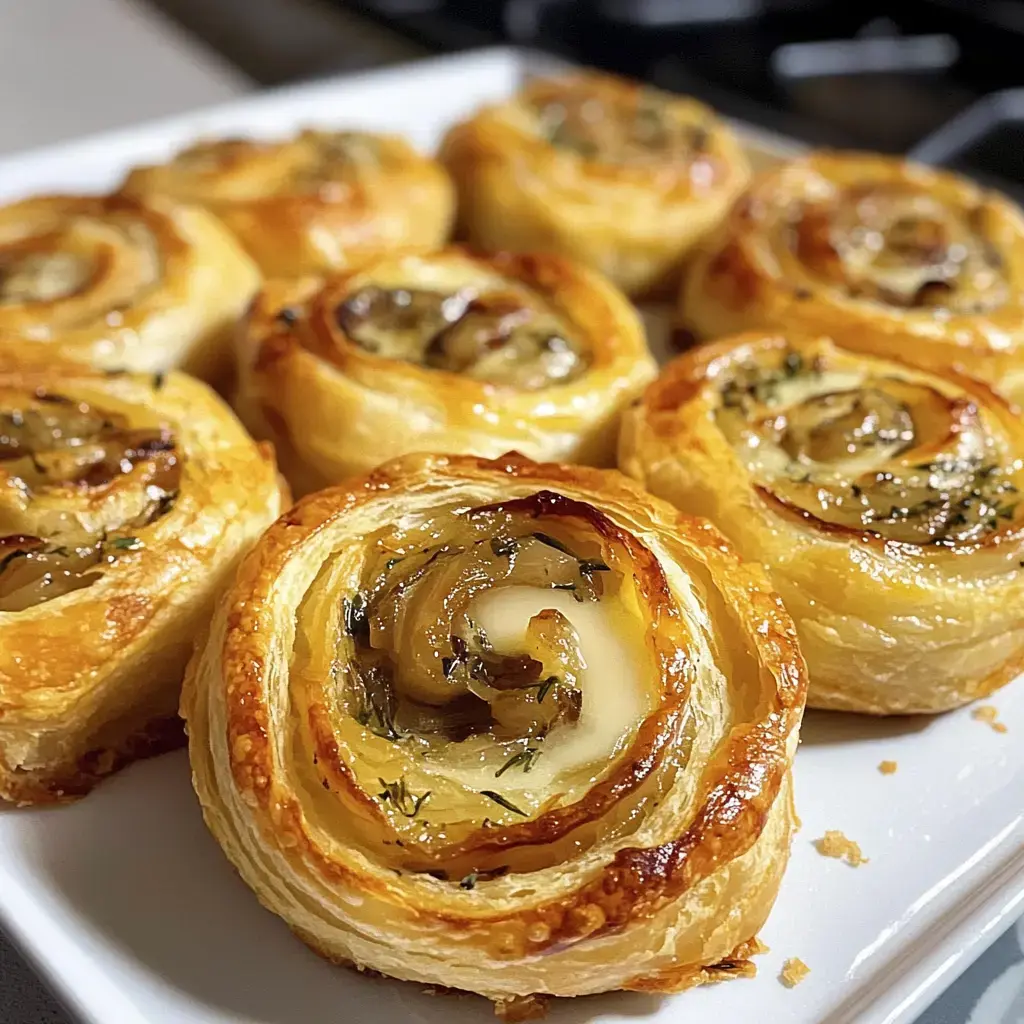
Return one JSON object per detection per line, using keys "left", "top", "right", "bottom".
{"left": 782, "top": 351, "right": 804, "bottom": 377}
{"left": 495, "top": 747, "right": 540, "bottom": 777}
{"left": 531, "top": 532, "right": 574, "bottom": 557}
{"left": 355, "top": 664, "right": 403, "bottom": 740}
{"left": 459, "top": 873, "right": 478, "bottom": 890}
{"left": 111, "top": 536, "right": 142, "bottom": 550}
{"left": 342, "top": 591, "right": 370, "bottom": 644}
{"left": 153, "top": 372, "right": 166, "bottom": 391}
{"left": 535, "top": 676, "right": 559, "bottom": 703}
{"left": 480, "top": 790, "right": 527, "bottom": 816}
{"left": 384, "top": 556, "right": 403, "bottom": 571}
{"left": 377, "top": 777, "right": 430, "bottom": 817}
{"left": 490, "top": 536, "right": 518, "bottom": 558}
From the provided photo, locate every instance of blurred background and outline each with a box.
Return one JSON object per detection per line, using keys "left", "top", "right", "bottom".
{"left": 147, "top": 0, "right": 1024, "bottom": 193}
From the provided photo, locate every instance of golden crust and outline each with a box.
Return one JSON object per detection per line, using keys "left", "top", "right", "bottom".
{"left": 0, "top": 193, "right": 259, "bottom": 384}
{"left": 0, "top": 356, "right": 285, "bottom": 804}
{"left": 233, "top": 247, "right": 657, "bottom": 494}
{"left": 121, "top": 129, "right": 455, "bottom": 277}
{"left": 440, "top": 73, "right": 750, "bottom": 297}
{"left": 182, "top": 451, "right": 806, "bottom": 1004}
{"left": 682, "top": 151, "right": 1024, "bottom": 403}
{"left": 620, "top": 330, "right": 1024, "bottom": 714}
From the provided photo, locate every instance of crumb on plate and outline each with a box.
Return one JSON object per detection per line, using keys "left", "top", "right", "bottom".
{"left": 779, "top": 958, "right": 810, "bottom": 988}
{"left": 494, "top": 994, "right": 549, "bottom": 1022}
{"left": 878, "top": 760, "right": 898, "bottom": 775}
{"left": 814, "top": 829, "right": 868, "bottom": 866}
{"left": 972, "top": 705, "right": 1008, "bottom": 733}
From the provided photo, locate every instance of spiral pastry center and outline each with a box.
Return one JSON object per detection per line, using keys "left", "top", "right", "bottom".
{"left": 0, "top": 389, "right": 180, "bottom": 610}
{"left": 0, "top": 214, "right": 161, "bottom": 333}
{"left": 794, "top": 184, "right": 1008, "bottom": 312}
{"left": 716, "top": 349, "right": 1022, "bottom": 545}
{"left": 530, "top": 85, "right": 712, "bottom": 172}
{"left": 336, "top": 284, "right": 587, "bottom": 389}
{"left": 304, "top": 494, "right": 666, "bottom": 876}
{"left": 164, "top": 132, "right": 380, "bottom": 200}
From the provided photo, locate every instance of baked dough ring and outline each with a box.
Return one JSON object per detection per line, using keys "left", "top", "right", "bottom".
{"left": 0, "top": 353, "right": 284, "bottom": 804}
{"left": 182, "top": 452, "right": 806, "bottom": 1010}
{"left": 440, "top": 72, "right": 750, "bottom": 297}
{"left": 682, "top": 152, "right": 1024, "bottom": 403}
{"left": 235, "top": 247, "right": 656, "bottom": 494}
{"left": 620, "top": 331, "right": 1024, "bottom": 714}
{"left": 121, "top": 130, "right": 455, "bottom": 276}
{"left": 0, "top": 193, "right": 258, "bottom": 384}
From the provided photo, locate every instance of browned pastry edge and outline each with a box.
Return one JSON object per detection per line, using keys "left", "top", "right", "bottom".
{"left": 0, "top": 713, "right": 185, "bottom": 807}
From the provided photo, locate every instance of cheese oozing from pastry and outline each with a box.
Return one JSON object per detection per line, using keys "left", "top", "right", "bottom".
{"left": 467, "top": 584, "right": 651, "bottom": 783}
{"left": 327, "top": 514, "right": 663, "bottom": 852}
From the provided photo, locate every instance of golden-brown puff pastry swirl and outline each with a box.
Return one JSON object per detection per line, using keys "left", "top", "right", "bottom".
{"left": 0, "top": 353, "right": 284, "bottom": 804}
{"left": 182, "top": 452, "right": 806, "bottom": 1009}
{"left": 621, "top": 331, "right": 1024, "bottom": 714}
{"left": 682, "top": 152, "right": 1024, "bottom": 403}
{"left": 235, "top": 247, "right": 656, "bottom": 495}
{"left": 0, "top": 193, "right": 259, "bottom": 383}
{"left": 121, "top": 130, "right": 455, "bottom": 277}
{"left": 440, "top": 72, "right": 750, "bottom": 297}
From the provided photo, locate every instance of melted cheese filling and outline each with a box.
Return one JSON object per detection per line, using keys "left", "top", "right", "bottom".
{"left": 336, "top": 278, "right": 588, "bottom": 390}
{"left": 716, "top": 354, "right": 1021, "bottom": 543}
{"left": 465, "top": 585, "right": 653, "bottom": 787}
{"left": 795, "top": 185, "right": 1008, "bottom": 311}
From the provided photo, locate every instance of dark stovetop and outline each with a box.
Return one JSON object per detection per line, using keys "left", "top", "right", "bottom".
{"left": 327, "top": 0, "right": 1024, "bottom": 195}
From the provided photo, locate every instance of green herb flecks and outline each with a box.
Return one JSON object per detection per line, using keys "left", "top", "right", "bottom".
{"left": 480, "top": 790, "right": 528, "bottom": 816}
{"left": 377, "top": 777, "right": 430, "bottom": 818}
{"left": 495, "top": 747, "right": 540, "bottom": 777}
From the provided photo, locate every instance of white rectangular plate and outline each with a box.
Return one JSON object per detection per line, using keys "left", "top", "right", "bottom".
{"left": 0, "top": 46, "right": 1022, "bottom": 1024}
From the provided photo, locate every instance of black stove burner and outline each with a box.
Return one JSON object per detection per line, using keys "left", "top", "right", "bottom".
{"left": 332, "top": 0, "right": 1024, "bottom": 197}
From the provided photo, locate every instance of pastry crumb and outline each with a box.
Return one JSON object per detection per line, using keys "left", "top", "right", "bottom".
{"left": 494, "top": 994, "right": 549, "bottom": 1022}
{"left": 877, "top": 760, "right": 898, "bottom": 775}
{"left": 814, "top": 829, "right": 868, "bottom": 866}
{"left": 972, "top": 706, "right": 1008, "bottom": 733}
{"left": 779, "top": 958, "right": 810, "bottom": 988}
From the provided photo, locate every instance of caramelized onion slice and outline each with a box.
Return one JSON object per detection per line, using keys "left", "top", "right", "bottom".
{"left": 795, "top": 184, "right": 1008, "bottom": 312}
{"left": 713, "top": 342, "right": 1022, "bottom": 545}
{"left": 337, "top": 284, "right": 588, "bottom": 390}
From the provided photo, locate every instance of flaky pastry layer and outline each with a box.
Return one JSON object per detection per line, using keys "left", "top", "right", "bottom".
{"left": 621, "top": 331, "right": 1024, "bottom": 713}
{"left": 182, "top": 452, "right": 805, "bottom": 1005}
{"left": 441, "top": 73, "right": 749, "bottom": 297}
